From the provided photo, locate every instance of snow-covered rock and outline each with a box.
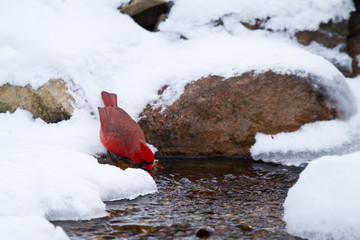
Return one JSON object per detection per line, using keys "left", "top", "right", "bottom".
{"left": 139, "top": 71, "right": 348, "bottom": 156}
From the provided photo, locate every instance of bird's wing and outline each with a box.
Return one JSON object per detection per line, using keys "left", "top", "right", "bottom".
{"left": 99, "top": 107, "right": 144, "bottom": 141}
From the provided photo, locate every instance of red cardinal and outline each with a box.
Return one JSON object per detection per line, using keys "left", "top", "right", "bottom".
{"left": 98, "top": 91, "right": 154, "bottom": 172}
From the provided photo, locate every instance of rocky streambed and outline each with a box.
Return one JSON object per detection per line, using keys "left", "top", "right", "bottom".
{"left": 54, "top": 156, "right": 305, "bottom": 239}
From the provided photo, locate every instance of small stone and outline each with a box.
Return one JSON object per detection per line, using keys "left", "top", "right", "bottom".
{"left": 119, "top": 0, "right": 173, "bottom": 31}
{"left": 224, "top": 174, "right": 236, "bottom": 180}
{"left": 179, "top": 177, "right": 191, "bottom": 184}
{"left": 238, "top": 224, "right": 253, "bottom": 231}
{"left": 196, "top": 228, "right": 211, "bottom": 239}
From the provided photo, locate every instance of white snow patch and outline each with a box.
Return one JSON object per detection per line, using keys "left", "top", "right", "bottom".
{"left": 160, "top": 0, "right": 354, "bottom": 36}
{"left": 304, "top": 42, "right": 352, "bottom": 74}
{"left": 283, "top": 151, "right": 360, "bottom": 239}
{"left": 0, "top": 215, "right": 69, "bottom": 240}
{"left": 0, "top": 110, "right": 157, "bottom": 239}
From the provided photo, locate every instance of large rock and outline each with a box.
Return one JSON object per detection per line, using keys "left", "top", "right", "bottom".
{"left": 295, "top": 20, "right": 351, "bottom": 76}
{"left": 0, "top": 79, "right": 74, "bottom": 123}
{"left": 238, "top": 18, "right": 352, "bottom": 76}
{"left": 139, "top": 72, "right": 338, "bottom": 156}
{"left": 295, "top": 20, "right": 349, "bottom": 50}
{"left": 348, "top": 0, "right": 360, "bottom": 77}
{"left": 119, "top": 0, "right": 173, "bottom": 31}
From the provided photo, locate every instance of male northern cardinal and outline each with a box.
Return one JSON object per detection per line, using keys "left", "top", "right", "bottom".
{"left": 98, "top": 91, "right": 154, "bottom": 172}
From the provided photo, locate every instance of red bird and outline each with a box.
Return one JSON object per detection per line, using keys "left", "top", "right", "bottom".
{"left": 98, "top": 91, "right": 154, "bottom": 172}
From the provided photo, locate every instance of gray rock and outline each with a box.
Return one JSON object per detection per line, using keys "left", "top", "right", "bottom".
{"left": 0, "top": 79, "right": 74, "bottom": 123}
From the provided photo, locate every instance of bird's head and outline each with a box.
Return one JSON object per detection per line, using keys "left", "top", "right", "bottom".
{"left": 140, "top": 142, "right": 155, "bottom": 172}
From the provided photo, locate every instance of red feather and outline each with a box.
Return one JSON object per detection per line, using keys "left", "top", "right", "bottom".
{"left": 98, "top": 91, "right": 154, "bottom": 172}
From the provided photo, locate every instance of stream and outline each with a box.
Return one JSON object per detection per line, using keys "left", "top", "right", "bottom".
{"left": 54, "top": 156, "right": 305, "bottom": 239}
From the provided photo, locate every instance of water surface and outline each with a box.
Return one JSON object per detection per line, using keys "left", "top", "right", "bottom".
{"left": 54, "top": 156, "right": 305, "bottom": 239}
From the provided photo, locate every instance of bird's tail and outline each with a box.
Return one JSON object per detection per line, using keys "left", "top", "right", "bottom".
{"left": 101, "top": 91, "right": 118, "bottom": 107}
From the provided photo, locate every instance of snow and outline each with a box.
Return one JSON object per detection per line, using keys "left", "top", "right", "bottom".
{"left": 0, "top": 0, "right": 355, "bottom": 117}
{"left": 251, "top": 77, "right": 360, "bottom": 166}
{"left": 0, "top": 0, "right": 358, "bottom": 239}
{"left": 278, "top": 76, "right": 360, "bottom": 239}
{"left": 303, "top": 42, "right": 353, "bottom": 74}
{"left": 0, "top": 110, "right": 157, "bottom": 239}
{"left": 283, "top": 151, "right": 360, "bottom": 239}
{"left": 160, "top": 0, "right": 354, "bottom": 36}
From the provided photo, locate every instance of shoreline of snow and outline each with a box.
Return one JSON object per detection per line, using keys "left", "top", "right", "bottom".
{"left": 251, "top": 77, "right": 360, "bottom": 166}
{"left": 283, "top": 151, "right": 360, "bottom": 239}
{"left": 0, "top": 109, "right": 157, "bottom": 239}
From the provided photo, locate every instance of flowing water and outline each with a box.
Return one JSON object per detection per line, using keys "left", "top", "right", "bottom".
{"left": 54, "top": 156, "right": 305, "bottom": 239}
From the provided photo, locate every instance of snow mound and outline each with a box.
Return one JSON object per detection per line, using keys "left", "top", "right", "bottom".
{"left": 251, "top": 77, "right": 360, "bottom": 166}
{"left": 283, "top": 151, "right": 360, "bottom": 239}
{"left": 0, "top": 110, "right": 157, "bottom": 239}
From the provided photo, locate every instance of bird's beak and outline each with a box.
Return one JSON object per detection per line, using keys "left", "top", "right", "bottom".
{"left": 144, "top": 163, "right": 153, "bottom": 172}
{"left": 141, "top": 159, "right": 153, "bottom": 173}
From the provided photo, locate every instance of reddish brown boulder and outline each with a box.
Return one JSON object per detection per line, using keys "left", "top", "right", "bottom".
{"left": 295, "top": 20, "right": 349, "bottom": 50}
{"left": 295, "top": 20, "right": 351, "bottom": 76}
{"left": 139, "top": 71, "right": 338, "bottom": 157}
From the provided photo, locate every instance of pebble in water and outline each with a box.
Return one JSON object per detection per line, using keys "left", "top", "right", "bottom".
{"left": 196, "top": 228, "right": 211, "bottom": 239}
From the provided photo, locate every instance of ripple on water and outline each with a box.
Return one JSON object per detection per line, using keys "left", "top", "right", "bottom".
{"left": 53, "top": 156, "right": 305, "bottom": 239}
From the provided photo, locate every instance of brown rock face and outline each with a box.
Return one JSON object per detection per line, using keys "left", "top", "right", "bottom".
{"left": 348, "top": 0, "right": 360, "bottom": 77}
{"left": 295, "top": 20, "right": 351, "bottom": 76}
{"left": 296, "top": 20, "right": 349, "bottom": 49}
{"left": 139, "top": 72, "right": 338, "bottom": 156}
{"left": 0, "top": 79, "right": 74, "bottom": 123}
{"left": 215, "top": 15, "right": 353, "bottom": 76}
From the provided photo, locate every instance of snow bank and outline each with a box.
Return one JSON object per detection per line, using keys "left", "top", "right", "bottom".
{"left": 281, "top": 77, "right": 360, "bottom": 239}
{"left": 251, "top": 77, "right": 360, "bottom": 166}
{"left": 0, "top": 110, "right": 157, "bottom": 239}
{"left": 0, "top": 215, "right": 69, "bottom": 240}
{"left": 283, "top": 151, "right": 360, "bottom": 239}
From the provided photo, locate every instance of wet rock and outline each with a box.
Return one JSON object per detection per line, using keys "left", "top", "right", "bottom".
{"left": 179, "top": 177, "right": 192, "bottom": 184}
{"left": 295, "top": 20, "right": 351, "bottom": 76}
{"left": 241, "top": 18, "right": 268, "bottom": 30}
{"left": 119, "top": 0, "right": 173, "bottom": 31}
{"left": 196, "top": 228, "right": 211, "bottom": 239}
{"left": 296, "top": 20, "right": 349, "bottom": 50}
{"left": 238, "top": 224, "right": 253, "bottom": 231}
{"left": 139, "top": 71, "right": 338, "bottom": 156}
{"left": 223, "top": 15, "right": 352, "bottom": 75}
{"left": 348, "top": 0, "right": 360, "bottom": 77}
{"left": 0, "top": 79, "right": 74, "bottom": 123}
